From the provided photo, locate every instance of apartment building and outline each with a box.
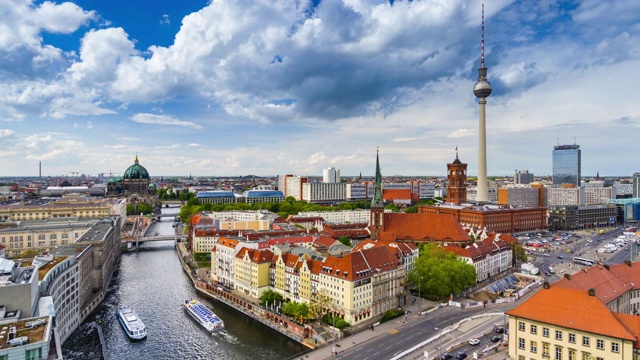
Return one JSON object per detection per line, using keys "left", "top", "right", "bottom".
{"left": 547, "top": 186, "right": 585, "bottom": 206}
{"left": 346, "top": 183, "right": 368, "bottom": 201}
{"left": 234, "top": 248, "right": 274, "bottom": 299}
{"left": 443, "top": 232, "right": 515, "bottom": 282}
{"left": 497, "top": 186, "right": 540, "bottom": 207}
{"left": 278, "top": 175, "right": 307, "bottom": 201}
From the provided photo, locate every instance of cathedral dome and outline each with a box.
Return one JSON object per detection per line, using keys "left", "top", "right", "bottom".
{"left": 123, "top": 156, "right": 150, "bottom": 180}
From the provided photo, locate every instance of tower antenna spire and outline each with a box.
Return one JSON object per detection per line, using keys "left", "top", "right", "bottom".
{"left": 481, "top": 3, "right": 485, "bottom": 67}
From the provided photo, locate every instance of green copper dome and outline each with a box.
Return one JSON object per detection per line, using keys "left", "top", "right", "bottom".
{"left": 123, "top": 156, "right": 150, "bottom": 180}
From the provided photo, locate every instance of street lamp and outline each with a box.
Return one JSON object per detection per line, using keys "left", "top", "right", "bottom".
{"left": 417, "top": 276, "right": 423, "bottom": 316}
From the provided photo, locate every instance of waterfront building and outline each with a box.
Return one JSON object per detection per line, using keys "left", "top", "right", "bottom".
{"left": 0, "top": 218, "right": 97, "bottom": 258}
{"left": 76, "top": 219, "right": 122, "bottom": 320}
{"left": 0, "top": 258, "right": 39, "bottom": 318}
{"left": 507, "top": 285, "right": 638, "bottom": 360}
{"left": 0, "top": 315, "right": 58, "bottom": 360}
{"left": 211, "top": 237, "right": 242, "bottom": 288}
{"left": 196, "top": 190, "right": 237, "bottom": 204}
{"left": 548, "top": 204, "right": 616, "bottom": 230}
{"left": 552, "top": 144, "right": 581, "bottom": 187}
{"left": 107, "top": 155, "right": 156, "bottom": 197}
{"left": 514, "top": 170, "right": 534, "bottom": 185}
{"left": 301, "top": 182, "right": 347, "bottom": 203}
{"left": 234, "top": 248, "right": 274, "bottom": 299}
{"left": 278, "top": 175, "right": 308, "bottom": 201}
{"left": 322, "top": 167, "right": 340, "bottom": 184}
{"left": 497, "top": 186, "right": 540, "bottom": 207}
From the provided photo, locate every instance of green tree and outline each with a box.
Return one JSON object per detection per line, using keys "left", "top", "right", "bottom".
{"left": 337, "top": 236, "right": 352, "bottom": 247}
{"left": 408, "top": 243, "right": 476, "bottom": 298}
{"left": 259, "top": 290, "right": 283, "bottom": 307}
{"left": 137, "top": 202, "right": 153, "bottom": 214}
{"left": 186, "top": 197, "right": 201, "bottom": 207}
{"left": 309, "top": 289, "right": 332, "bottom": 320}
{"left": 511, "top": 242, "right": 528, "bottom": 266}
{"left": 126, "top": 203, "right": 136, "bottom": 215}
{"left": 385, "top": 204, "right": 400, "bottom": 212}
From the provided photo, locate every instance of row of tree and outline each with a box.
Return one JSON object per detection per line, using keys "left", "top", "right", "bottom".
{"left": 126, "top": 202, "right": 153, "bottom": 215}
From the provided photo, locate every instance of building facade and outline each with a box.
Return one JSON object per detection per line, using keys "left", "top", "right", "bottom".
{"left": 514, "top": 170, "right": 534, "bottom": 185}
{"left": 301, "top": 182, "right": 347, "bottom": 203}
{"left": 322, "top": 167, "right": 341, "bottom": 184}
{"left": 446, "top": 154, "right": 467, "bottom": 205}
{"left": 497, "top": 186, "right": 540, "bottom": 207}
{"left": 107, "top": 156, "right": 156, "bottom": 197}
{"left": 553, "top": 144, "right": 581, "bottom": 187}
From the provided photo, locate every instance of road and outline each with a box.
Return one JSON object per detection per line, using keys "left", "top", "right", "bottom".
{"left": 331, "top": 302, "right": 514, "bottom": 360}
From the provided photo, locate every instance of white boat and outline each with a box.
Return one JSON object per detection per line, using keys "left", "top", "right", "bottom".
{"left": 116, "top": 305, "right": 147, "bottom": 340}
{"left": 184, "top": 299, "right": 224, "bottom": 333}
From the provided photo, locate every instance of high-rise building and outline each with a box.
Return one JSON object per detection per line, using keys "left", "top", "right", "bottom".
{"left": 473, "top": 4, "right": 492, "bottom": 202}
{"left": 633, "top": 172, "right": 640, "bottom": 198}
{"left": 322, "top": 167, "right": 340, "bottom": 183}
{"left": 514, "top": 170, "right": 534, "bottom": 184}
{"left": 552, "top": 144, "right": 581, "bottom": 187}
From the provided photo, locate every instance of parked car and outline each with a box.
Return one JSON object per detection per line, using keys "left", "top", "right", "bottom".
{"left": 468, "top": 338, "right": 480, "bottom": 346}
{"left": 491, "top": 335, "right": 501, "bottom": 342}
{"left": 456, "top": 352, "right": 468, "bottom": 359}
{"left": 495, "top": 327, "right": 505, "bottom": 334}
{"left": 440, "top": 354, "right": 453, "bottom": 360}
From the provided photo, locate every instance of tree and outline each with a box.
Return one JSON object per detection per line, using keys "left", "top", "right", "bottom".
{"left": 337, "top": 236, "right": 352, "bottom": 247}
{"left": 126, "top": 203, "right": 136, "bottom": 215}
{"left": 309, "top": 289, "right": 332, "bottom": 320}
{"left": 186, "top": 197, "right": 201, "bottom": 207}
{"left": 511, "top": 242, "right": 528, "bottom": 266}
{"left": 408, "top": 243, "right": 476, "bottom": 298}
{"left": 137, "top": 202, "right": 153, "bottom": 214}
{"left": 259, "top": 290, "right": 283, "bottom": 307}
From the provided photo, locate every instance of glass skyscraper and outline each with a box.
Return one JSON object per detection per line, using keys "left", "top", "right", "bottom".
{"left": 553, "top": 144, "right": 581, "bottom": 187}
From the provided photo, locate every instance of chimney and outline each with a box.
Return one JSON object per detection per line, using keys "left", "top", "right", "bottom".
{"left": 588, "top": 288, "right": 596, "bottom": 297}
{"left": 543, "top": 282, "right": 550, "bottom": 289}
{"left": 625, "top": 260, "right": 632, "bottom": 267}
{"left": 564, "top": 273, "right": 571, "bottom": 280}
{"left": 604, "top": 264, "right": 610, "bottom": 270}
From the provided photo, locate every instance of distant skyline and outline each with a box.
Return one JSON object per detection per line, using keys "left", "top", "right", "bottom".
{"left": 1, "top": 1, "right": 639, "bottom": 177}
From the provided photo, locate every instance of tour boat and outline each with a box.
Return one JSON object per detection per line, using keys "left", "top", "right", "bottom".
{"left": 184, "top": 299, "right": 225, "bottom": 333}
{"left": 116, "top": 305, "right": 147, "bottom": 340}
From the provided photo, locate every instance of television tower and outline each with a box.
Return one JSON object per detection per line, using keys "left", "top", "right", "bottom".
{"left": 473, "top": 3, "right": 492, "bottom": 202}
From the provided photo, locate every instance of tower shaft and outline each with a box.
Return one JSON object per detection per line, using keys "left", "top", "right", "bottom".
{"left": 477, "top": 98, "right": 488, "bottom": 202}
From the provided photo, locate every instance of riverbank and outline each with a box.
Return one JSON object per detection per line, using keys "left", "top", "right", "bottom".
{"left": 175, "top": 242, "right": 316, "bottom": 349}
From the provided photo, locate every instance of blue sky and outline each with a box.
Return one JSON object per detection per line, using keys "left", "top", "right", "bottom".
{"left": 0, "top": 0, "right": 639, "bottom": 178}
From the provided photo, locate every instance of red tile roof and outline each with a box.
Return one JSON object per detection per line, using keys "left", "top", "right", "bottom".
{"left": 554, "top": 265, "right": 632, "bottom": 304}
{"left": 507, "top": 286, "right": 637, "bottom": 341}
{"left": 608, "top": 261, "right": 640, "bottom": 291}
{"left": 313, "top": 235, "right": 338, "bottom": 249}
{"left": 319, "top": 246, "right": 400, "bottom": 281}
{"left": 383, "top": 189, "right": 412, "bottom": 201}
{"left": 381, "top": 213, "right": 470, "bottom": 243}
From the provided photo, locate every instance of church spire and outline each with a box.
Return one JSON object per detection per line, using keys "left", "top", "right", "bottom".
{"left": 371, "top": 147, "right": 383, "bottom": 208}
{"left": 134, "top": 154, "right": 139, "bottom": 164}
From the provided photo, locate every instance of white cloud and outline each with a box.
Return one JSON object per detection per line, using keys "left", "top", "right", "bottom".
{"left": 0, "top": 129, "right": 15, "bottom": 137}
{"left": 448, "top": 129, "right": 475, "bottom": 138}
{"left": 130, "top": 113, "right": 202, "bottom": 129}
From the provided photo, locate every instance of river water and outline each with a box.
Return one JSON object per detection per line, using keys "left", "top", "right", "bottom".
{"left": 62, "top": 207, "right": 305, "bottom": 360}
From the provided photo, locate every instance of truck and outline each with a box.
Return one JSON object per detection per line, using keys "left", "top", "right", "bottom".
{"left": 521, "top": 262, "right": 540, "bottom": 275}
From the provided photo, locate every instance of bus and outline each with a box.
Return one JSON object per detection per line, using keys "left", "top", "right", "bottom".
{"left": 573, "top": 257, "right": 597, "bottom": 266}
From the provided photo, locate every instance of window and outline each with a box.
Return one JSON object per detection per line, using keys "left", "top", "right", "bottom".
{"left": 555, "top": 330, "right": 562, "bottom": 340}
{"left": 611, "top": 342, "right": 619, "bottom": 353}
{"left": 519, "top": 338, "right": 525, "bottom": 349}
{"left": 519, "top": 322, "right": 525, "bottom": 331}
{"left": 582, "top": 336, "right": 589, "bottom": 347}
{"left": 555, "top": 346, "right": 563, "bottom": 360}
{"left": 568, "top": 349, "right": 576, "bottom": 360}
{"left": 569, "top": 333, "right": 576, "bottom": 343}
{"left": 596, "top": 339, "right": 604, "bottom": 350}
{"left": 531, "top": 324, "right": 537, "bottom": 334}
{"left": 543, "top": 327, "right": 550, "bottom": 337}
{"left": 543, "top": 343, "right": 550, "bottom": 357}
{"left": 531, "top": 341, "right": 537, "bottom": 353}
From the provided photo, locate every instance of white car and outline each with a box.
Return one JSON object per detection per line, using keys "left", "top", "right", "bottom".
{"left": 468, "top": 338, "right": 480, "bottom": 346}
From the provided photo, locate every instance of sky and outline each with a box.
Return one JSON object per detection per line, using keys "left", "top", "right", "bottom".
{"left": 0, "top": 0, "right": 639, "bottom": 178}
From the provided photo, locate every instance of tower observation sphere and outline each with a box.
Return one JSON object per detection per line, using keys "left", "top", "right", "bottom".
{"left": 473, "top": 77, "right": 492, "bottom": 99}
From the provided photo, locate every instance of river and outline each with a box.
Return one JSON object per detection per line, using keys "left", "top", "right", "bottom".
{"left": 62, "top": 207, "right": 305, "bottom": 360}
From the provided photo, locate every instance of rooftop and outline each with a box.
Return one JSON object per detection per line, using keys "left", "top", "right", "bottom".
{"left": 0, "top": 316, "right": 50, "bottom": 350}
{"left": 76, "top": 221, "right": 113, "bottom": 243}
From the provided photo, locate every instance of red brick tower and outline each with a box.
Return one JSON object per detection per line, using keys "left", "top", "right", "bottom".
{"left": 447, "top": 149, "right": 467, "bottom": 205}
